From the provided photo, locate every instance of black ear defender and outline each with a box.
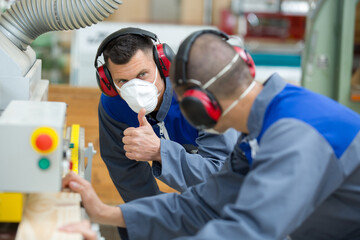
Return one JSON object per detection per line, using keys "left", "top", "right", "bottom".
{"left": 174, "top": 29, "right": 256, "bottom": 129}
{"left": 94, "top": 27, "right": 175, "bottom": 97}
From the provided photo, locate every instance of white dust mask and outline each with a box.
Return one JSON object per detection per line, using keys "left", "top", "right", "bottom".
{"left": 116, "top": 67, "right": 160, "bottom": 114}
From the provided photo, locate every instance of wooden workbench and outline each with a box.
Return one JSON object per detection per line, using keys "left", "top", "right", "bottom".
{"left": 48, "top": 85, "right": 177, "bottom": 205}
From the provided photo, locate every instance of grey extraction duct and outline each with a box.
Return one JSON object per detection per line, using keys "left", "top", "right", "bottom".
{"left": 0, "top": 0, "right": 122, "bottom": 51}
{"left": 0, "top": 0, "right": 122, "bottom": 111}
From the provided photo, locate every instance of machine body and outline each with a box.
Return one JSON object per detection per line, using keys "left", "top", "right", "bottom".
{"left": 0, "top": 101, "right": 67, "bottom": 192}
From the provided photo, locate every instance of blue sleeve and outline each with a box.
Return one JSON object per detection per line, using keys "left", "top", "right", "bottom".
{"left": 121, "top": 119, "right": 345, "bottom": 240}
{"left": 175, "top": 119, "right": 345, "bottom": 240}
{"left": 98, "top": 101, "right": 161, "bottom": 202}
{"left": 120, "top": 141, "right": 249, "bottom": 240}
{"left": 153, "top": 129, "right": 240, "bottom": 192}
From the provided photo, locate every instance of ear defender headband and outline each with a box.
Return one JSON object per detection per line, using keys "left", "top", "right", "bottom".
{"left": 94, "top": 27, "right": 175, "bottom": 97}
{"left": 174, "top": 29, "right": 256, "bottom": 129}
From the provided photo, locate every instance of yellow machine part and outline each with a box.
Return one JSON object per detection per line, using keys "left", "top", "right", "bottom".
{"left": 70, "top": 124, "right": 80, "bottom": 174}
{"left": 0, "top": 193, "right": 24, "bottom": 222}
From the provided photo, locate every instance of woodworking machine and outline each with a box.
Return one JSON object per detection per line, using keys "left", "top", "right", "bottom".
{"left": 0, "top": 0, "right": 122, "bottom": 228}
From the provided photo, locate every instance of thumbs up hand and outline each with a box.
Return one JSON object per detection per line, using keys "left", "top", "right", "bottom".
{"left": 137, "top": 108, "right": 151, "bottom": 127}
{"left": 122, "top": 108, "right": 162, "bottom": 163}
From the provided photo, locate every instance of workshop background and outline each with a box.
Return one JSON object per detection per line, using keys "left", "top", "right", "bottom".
{"left": 1, "top": 0, "right": 360, "bottom": 206}
{"left": 0, "top": 0, "right": 360, "bottom": 239}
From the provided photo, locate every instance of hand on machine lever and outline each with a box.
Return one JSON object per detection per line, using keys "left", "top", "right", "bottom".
{"left": 59, "top": 171, "right": 101, "bottom": 240}
{"left": 60, "top": 171, "right": 126, "bottom": 239}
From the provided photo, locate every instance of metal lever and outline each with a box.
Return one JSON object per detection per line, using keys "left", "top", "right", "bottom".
{"left": 84, "top": 143, "right": 96, "bottom": 183}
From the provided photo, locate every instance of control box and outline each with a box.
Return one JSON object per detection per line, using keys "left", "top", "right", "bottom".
{"left": 0, "top": 100, "right": 67, "bottom": 192}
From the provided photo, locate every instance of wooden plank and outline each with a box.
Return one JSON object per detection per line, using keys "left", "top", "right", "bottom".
{"left": 15, "top": 193, "right": 82, "bottom": 240}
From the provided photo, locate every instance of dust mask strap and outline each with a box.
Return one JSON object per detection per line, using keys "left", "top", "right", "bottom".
{"left": 203, "top": 54, "right": 240, "bottom": 90}
{"left": 222, "top": 81, "right": 256, "bottom": 116}
{"left": 153, "top": 67, "right": 158, "bottom": 86}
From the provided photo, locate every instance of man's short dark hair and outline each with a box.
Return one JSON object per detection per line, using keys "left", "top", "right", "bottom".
{"left": 171, "top": 34, "right": 252, "bottom": 99}
{"left": 103, "top": 34, "right": 153, "bottom": 66}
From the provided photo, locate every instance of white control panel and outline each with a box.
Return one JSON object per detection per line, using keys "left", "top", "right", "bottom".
{"left": 0, "top": 100, "right": 67, "bottom": 193}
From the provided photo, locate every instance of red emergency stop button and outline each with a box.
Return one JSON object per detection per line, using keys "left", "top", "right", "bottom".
{"left": 35, "top": 134, "right": 53, "bottom": 151}
{"left": 31, "top": 127, "right": 58, "bottom": 154}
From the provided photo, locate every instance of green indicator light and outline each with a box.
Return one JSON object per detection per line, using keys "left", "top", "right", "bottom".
{"left": 38, "top": 158, "right": 51, "bottom": 170}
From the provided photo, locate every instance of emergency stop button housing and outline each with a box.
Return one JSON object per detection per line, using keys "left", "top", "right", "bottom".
{"left": 31, "top": 127, "right": 58, "bottom": 154}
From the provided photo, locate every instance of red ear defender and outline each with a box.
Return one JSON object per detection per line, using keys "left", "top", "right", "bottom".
{"left": 96, "top": 65, "right": 118, "bottom": 97}
{"left": 154, "top": 43, "right": 174, "bottom": 79}
{"left": 180, "top": 88, "right": 222, "bottom": 129}
{"left": 233, "top": 46, "right": 256, "bottom": 78}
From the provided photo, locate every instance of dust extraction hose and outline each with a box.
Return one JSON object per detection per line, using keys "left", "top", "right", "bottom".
{"left": 0, "top": 0, "right": 122, "bottom": 51}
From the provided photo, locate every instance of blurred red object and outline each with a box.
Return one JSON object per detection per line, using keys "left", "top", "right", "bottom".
{"left": 219, "top": 9, "right": 306, "bottom": 40}
{"left": 219, "top": 9, "right": 238, "bottom": 35}
{"left": 244, "top": 12, "right": 306, "bottom": 40}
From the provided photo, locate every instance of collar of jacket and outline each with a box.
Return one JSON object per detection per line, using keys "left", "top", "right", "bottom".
{"left": 154, "top": 77, "right": 174, "bottom": 122}
{"left": 247, "top": 73, "right": 287, "bottom": 139}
